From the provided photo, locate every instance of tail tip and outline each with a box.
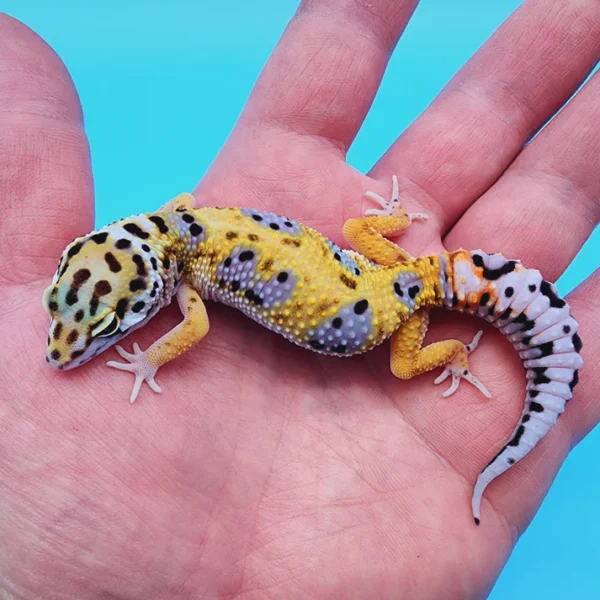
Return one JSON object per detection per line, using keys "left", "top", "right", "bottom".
{"left": 474, "top": 517, "right": 480, "bottom": 526}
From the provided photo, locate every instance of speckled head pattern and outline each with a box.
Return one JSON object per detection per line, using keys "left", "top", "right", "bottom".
{"left": 43, "top": 215, "right": 178, "bottom": 370}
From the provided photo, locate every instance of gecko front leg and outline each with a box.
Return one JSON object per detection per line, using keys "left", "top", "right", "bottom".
{"left": 343, "top": 175, "right": 428, "bottom": 265}
{"left": 107, "top": 283, "right": 210, "bottom": 402}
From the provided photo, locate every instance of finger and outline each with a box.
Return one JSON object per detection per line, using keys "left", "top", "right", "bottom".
{"left": 371, "top": 0, "right": 600, "bottom": 228}
{"left": 445, "top": 68, "right": 600, "bottom": 281}
{"left": 237, "top": 0, "right": 419, "bottom": 153}
{"left": 0, "top": 15, "right": 93, "bottom": 283}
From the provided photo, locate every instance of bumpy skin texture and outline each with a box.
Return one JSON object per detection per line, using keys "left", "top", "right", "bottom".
{"left": 43, "top": 194, "right": 582, "bottom": 525}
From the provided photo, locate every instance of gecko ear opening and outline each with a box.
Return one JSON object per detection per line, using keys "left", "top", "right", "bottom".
{"left": 42, "top": 285, "right": 54, "bottom": 315}
{"left": 91, "top": 312, "right": 120, "bottom": 338}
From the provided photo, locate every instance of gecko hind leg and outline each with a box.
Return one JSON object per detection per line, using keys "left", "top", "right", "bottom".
{"left": 157, "top": 192, "right": 196, "bottom": 212}
{"left": 391, "top": 309, "right": 491, "bottom": 399}
{"left": 342, "top": 175, "right": 428, "bottom": 265}
{"left": 365, "top": 174, "right": 429, "bottom": 220}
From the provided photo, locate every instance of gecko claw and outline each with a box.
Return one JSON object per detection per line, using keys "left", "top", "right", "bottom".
{"left": 364, "top": 175, "right": 429, "bottom": 220}
{"left": 107, "top": 344, "right": 161, "bottom": 403}
{"left": 433, "top": 331, "right": 492, "bottom": 399}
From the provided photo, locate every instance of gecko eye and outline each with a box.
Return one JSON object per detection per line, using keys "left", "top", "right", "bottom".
{"left": 91, "top": 312, "right": 120, "bottom": 338}
{"left": 42, "top": 285, "right": 54, "bottom": 315}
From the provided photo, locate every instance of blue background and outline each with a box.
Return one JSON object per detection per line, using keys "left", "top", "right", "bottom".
{"left": 3, "top": 1, "right": 598, "bottom": 597}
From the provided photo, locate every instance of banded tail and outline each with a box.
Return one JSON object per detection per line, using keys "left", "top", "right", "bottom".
{"left": 439, "top": 249, "right": 583, "bottom": 525}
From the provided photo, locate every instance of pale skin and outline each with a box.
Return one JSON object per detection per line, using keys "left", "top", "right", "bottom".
{"left": 1, "top": 1, "right": 599, "bottom": 598}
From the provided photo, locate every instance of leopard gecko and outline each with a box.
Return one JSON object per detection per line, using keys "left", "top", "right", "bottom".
{"left": 42, "top": 176, "right": 583, "bottom": 525}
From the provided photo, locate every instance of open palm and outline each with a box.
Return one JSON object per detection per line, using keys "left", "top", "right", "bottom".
{"left": 1, "top": 2, "right": 599, "bottom": 599}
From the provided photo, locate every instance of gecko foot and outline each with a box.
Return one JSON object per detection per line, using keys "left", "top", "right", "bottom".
{"left": 364, "top": 175, "right": 429, "bottom": 220}
{"left": 107, "top": 343, "right": 162, "bottom": 403}
{"left": 433, "top": 331, "right": 492, "bottom": 399}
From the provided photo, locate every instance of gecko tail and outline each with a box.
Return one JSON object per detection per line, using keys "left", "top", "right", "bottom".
{"left": 440, "top": 249, "right": 583, "bottom": 525}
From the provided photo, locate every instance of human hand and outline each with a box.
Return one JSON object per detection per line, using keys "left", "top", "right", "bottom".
{"left": 1, "top": 2, "right": 599, "bottom": 598}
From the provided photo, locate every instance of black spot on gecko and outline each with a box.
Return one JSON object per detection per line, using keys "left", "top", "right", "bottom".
{"left": 499, "top": 308, "right": 512, "bottom": 320}
{"left": 252, "top": 214, "right": 263, "bottom": 222}
{"left": 269, "top": 223, "right": 280, "bottom": 231}
{"left": 129, "top": 278, "right": 146, "bottom": 292}
{"left": 483, "top": 260, "right": 517, "bottom": 281}
{"left": 89, "top": 296, "right": 99, "bottom": 316}
{"left": 452, "top": 296, "right": 459, "bottom": 307}
{"left": 239, "top": 251, "right": 255, "bottom": 262}
{"left": 72, "top": 269, "right": 91, "bottom": 287}
{"left": 540, "top": 280, "right": 566, "bottom": 308}
{"left": 116, "top": 238, "right": 132, "bottom": 249}
{"left": 150, "top": 257, "right": 158, "bottom": 271}
{"left": 529, "top": 390, "right": 540, "bottom": 398}
{"left": 224, "top": 257, "right": 232, "bottom": 268}
{"left": 332, "top": 317, "right": 343, "bottom": 329}
{"left": 226, "top": 231, "right": 238, "bottom": 240}
{"left": 189, "top": 223, "right": 203, "bottom": 237}
{"left": 309, "top": 340, "right": 325, "bottom": 350}
{"left": 537, "top": 342, "right": 554, "bottom": 357}
{"left": 408, "top": 286, "right": 420, "bottom": 299}
{"left": 162, "top": 257, "right": 171, "bottom": 270}
{"left": 50, "top": 350, "right": 61, "bottom": 360}
{"left": 530, "top": 401, "right": 544, "bottom": 412}
{"left": 562, "top": 325, "right": 571, "bottom": 334}
{"left": 394, "top": 283, "right": 403, "bottom": 297}
{"left": 354, "top": 299, "right": 369, "bottom": 315}
{"left": 115, "top": 299, "right": 128, "bottom": 319}
{"left": 248, "top": 233, "right": 259, "bottom": 242}
{"left": 231, "top": 280, "right": 240, "bottom": 292}
{"left": 479, "top": 293, "right": 490, "bottom": 306}
{"left": 340, "top": 274, "right": 357, "bottom": 290}
{"left": 334, "top": 253, "right": 341, "bottom": 262}
{"left": 91, "top": 232, "right": 108, "bottom": 244}
{"left": 66, "top": 289, "right": 79, "bottom": 306}
{"left": 48, "top": 301, "right": 58, "bottom": 312}
{"left": 105, "top": 252, "right": 122, "bottom": 273}
{"left": 70, "top": 350, "right": 84, "bottom": 360}
{"left": 332, "top": 344, "right": 347, "bottom": 354}
{"left": 74, "top": 309, "right": 84, "bottom": 322}
{"left": 123, "top": 223, "right": 150, "bottom": 239}
{"left": 522, "top": 335, "right": 532, "bottom": 345}
{"left": 53, "top": 322, "right": 63, "bottom": 340}
{"left": 505, "top": 286, "right": 514, "bottom": 298}
{"left": 132, "top": 301, "right": 145, "bottom": 313}
{"left": 277, "top": 272, "right": 288, "bottom": 284}
{"left": 507, "top": 458, "right": 515, "bottom": 465}
{"left": 572, "top": 333, "right": 582, "bottom": 352}
{"left": 529, "top": 284, "right": 537, "bottom": 292}
{"left": 149, "top": 215, "right": 169, "bottom": 234}
{"left": 182, "top": 213, "right": 194, "bottom": 223}
{"left": 94, "top": 280, "right": 112, "bottom": 296}
{"left": 66, "top": 329, "right": 79, "bottom": 344}
{"left": 569, "top": 370, "right": 579, "bottom": 391}
{"left": 522, "top": 414, "right": 530, "bottom": 423}
{"left": 532, "top": 367, "right": 551, "bottom": 385}
{"left": 472, "top": 254, "right": 484, "bottom": 268}
{"left": 67, "top": 242, "right": 83, "bottom": 258}
{"left": 508, "top": 425, "right": 525, "bottom": 446}
{"left": 132, "top": 255, "right": 147, "bottom": 276}
{"left": 141, "top": 243, "right": 150, "bottom": 252}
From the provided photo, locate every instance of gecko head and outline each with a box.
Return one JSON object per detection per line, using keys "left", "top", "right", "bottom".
{"left": 43, "top": 218, "right": 169, "bottom": 371}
